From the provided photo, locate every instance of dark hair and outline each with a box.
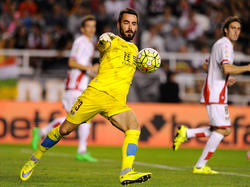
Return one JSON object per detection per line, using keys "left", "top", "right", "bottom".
{"left": 118, "top": 8, "right": 139, "bottom": 24}
{"left": 222, "top": 16, "right": 241, "bottom": 36}
{"left": 81, "top": 15, "right": 96, "bottom": 27}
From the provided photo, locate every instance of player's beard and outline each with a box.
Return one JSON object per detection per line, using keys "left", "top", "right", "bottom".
{"left": 120, "top": 26, "right": 136, "bottom": 41}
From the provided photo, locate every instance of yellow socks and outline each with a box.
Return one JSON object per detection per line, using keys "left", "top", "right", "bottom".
{"left": 48, "top": 125, "right": 63, "bottom": 141}
{"left": 121, "top": 129, "right": 140, "bottom": 173}
{"left": 32, "top": 125, "right": 63, "bottom": 161}
{"left": 41, "top": 125, "right": 62, "bottom": 148}
{"left": 32, "top": 145, "right": 47, "bottom": 160}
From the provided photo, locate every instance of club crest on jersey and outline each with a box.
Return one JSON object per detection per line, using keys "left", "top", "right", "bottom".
{"left": 225, "top": 50, "right": 230, "bottom": 58}
{"left": 70, "top": 110, "right": 75, "bottom": 116}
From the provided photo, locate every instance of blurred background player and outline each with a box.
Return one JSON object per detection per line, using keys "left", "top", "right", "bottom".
{"left": 173, "top": 16, "right": 250, "bottom": 174}
{"left": 32, "top": 15, "right": 99, "bottom": 162}
{"left": 20, "top": 8, "right": 151, "bottom": 185}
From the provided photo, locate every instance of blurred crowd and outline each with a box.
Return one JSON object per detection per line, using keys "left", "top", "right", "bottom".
{"left": 0, "top": 0, "right": 249, "bottom": 103}
{"left": 1, "top": 0, "right": 250, "bottom": 53}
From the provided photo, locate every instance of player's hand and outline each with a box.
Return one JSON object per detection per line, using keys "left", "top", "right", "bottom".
{"left": 87, "top": 64, "right": 99, "bottom": 78}
{"left": 88, "top": 71, "right": 98, "bottom": 78}
{"left": 227, "top": 76, "right": 236, "bottom": 86}
{"left": 99, "top": 32, "right": 116, "bottom": 43}
{"left": 91, "top": 63, "right": 99, "bottom": 73}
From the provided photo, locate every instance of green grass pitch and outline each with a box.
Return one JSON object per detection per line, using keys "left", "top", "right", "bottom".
{"left": 0, "top": 144, "right": 249, "bottom": 187}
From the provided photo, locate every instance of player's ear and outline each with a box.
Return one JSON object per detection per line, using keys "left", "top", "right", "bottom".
{"left": 80, "top": 27, "right": 85, "bottom": 34}
{"left": 224, "top": 28, "right": 228, "bottom": 35}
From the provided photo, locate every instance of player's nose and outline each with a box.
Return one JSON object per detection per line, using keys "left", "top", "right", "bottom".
{"left": 128, "top": 23, "right": 133, "bottom": 29}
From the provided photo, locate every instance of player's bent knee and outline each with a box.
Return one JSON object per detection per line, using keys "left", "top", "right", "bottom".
{"left": 224, "top": 127, "right": 232, "bottom": 136}
{"left": 215, "top": 127, "right": 231, "bottom": 137}
{"left": 59, "top": 127, "right": 69, "bottom": 136}
{"left": 59, "top": 126, "right": 69, "bottom": 136}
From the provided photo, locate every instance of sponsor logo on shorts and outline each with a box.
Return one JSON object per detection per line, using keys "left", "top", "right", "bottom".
{"left": 225, "top": 106, "right": 229, "bottom": 120}
{"left": 225, "top": 106, "right": 229, "bottom": 115}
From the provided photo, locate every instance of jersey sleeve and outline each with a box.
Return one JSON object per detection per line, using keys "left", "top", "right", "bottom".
{"left": 70, "top": 40, "right": 79, "bottom": 60}
{"left": 219, "top": 43, "right": 233, "bottom": 65}
{"left": 70, "top": 40, "right": 88, "bottom": 65}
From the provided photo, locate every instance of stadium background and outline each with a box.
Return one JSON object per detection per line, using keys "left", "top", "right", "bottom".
{"left": 0, "top": 0, "right": 249, "bottom": 149}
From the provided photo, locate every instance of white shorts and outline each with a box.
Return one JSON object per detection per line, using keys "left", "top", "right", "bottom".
{"left": 206, "top": 104, "right": 231, "bottom": 128}
{"left": 62, "top": 90, "right": 82, "bottom": 112}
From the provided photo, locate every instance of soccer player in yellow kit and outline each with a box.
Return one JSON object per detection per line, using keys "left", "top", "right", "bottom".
{"left": 20, "top": 8, "right": 152, "bottom": 185}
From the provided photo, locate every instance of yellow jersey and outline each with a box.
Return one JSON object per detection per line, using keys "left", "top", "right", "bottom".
{"left": 89, "top": 35, "right": 138, "bottom": 103}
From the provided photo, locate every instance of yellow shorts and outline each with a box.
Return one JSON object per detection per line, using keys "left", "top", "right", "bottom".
{"left": 66, "top": 86, "right": 131, "bottom": 124}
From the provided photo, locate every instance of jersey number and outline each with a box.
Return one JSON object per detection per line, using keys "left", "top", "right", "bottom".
{"left": 74, "top": 99, "right": 83, "bottom": 111}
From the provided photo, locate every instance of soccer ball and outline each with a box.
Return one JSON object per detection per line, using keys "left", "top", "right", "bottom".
{"left": 136, "top": 48, "right": 161, "bottom": 73}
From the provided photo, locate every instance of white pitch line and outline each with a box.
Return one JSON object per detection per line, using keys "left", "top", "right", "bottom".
{"left": 220, "top": 172, "right": 250, "bottom": 178}
{"left": 102, "top": 158, "right": 182, "bottom": 170}
{"left": 20, "top": 149, "right": 250, "bottom": 177}
{"left": 134, "top": 161, "right": 183, "bottom": 171}
{"left": 20, "top": 148, "right": 73, "bottom": 158}
{"left": 133, "top": 162, "right": 250, "bottom": 177}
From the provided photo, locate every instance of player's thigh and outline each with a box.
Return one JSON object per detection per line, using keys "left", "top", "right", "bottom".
{"left": 66, "top": 88, "right": 101, "bottom": 125}
{"left": 109, "top": 110, "right": 140, "bottom": 132}
{"left": 206, "top": 104, "right": 231, "bottom": 127}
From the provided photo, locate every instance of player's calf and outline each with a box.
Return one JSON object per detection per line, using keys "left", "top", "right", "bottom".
{"left": 20, "top": 124, "right": 65, "bottom": 181}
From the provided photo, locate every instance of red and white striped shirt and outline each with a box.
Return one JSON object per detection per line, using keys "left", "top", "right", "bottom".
{"left": 200, "top": 37, "right": 234, "bottom": 104}
{"left": 65, "top": 35, "right": 94, "bottom": 91}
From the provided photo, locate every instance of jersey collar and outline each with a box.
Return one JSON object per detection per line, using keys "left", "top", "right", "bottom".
{"left": 223, "top": 36, "right": 233, "bottom": 47}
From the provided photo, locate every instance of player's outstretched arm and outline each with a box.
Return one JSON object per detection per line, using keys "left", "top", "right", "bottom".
{"left": 223, "top": 63, "right": 250, "bottom": 74}
{"left": 97, "top": 32, "right": 116, "bottom": 52}
{"left": 68, "top": 58, "right": 98, "bottom": 73}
